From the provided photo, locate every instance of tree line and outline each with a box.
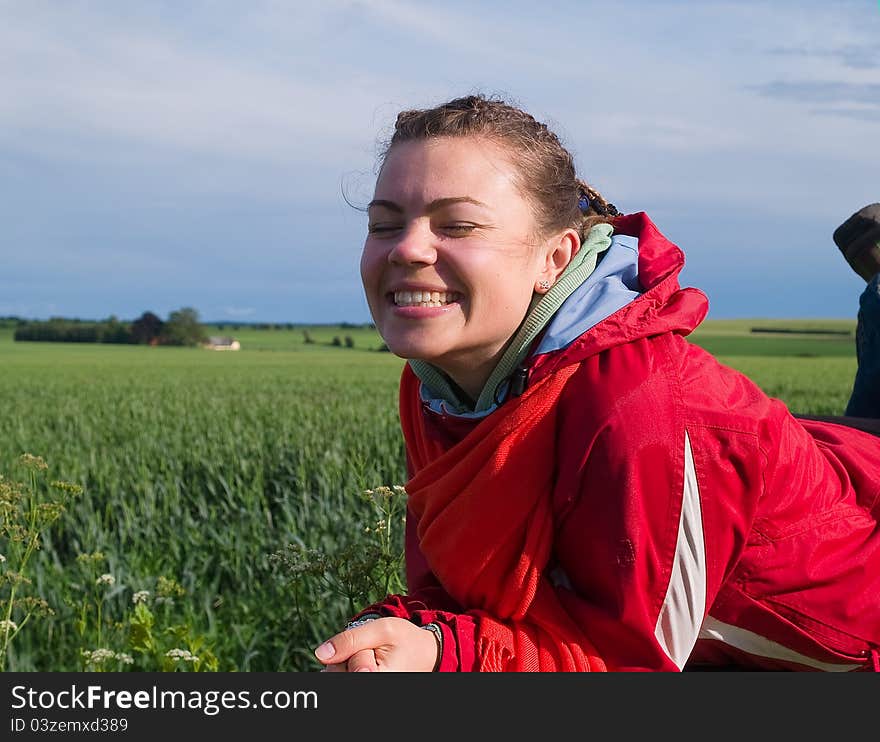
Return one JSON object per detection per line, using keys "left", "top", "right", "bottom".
{"left": 13, "top": 308, "right": 207, "bottom": 347}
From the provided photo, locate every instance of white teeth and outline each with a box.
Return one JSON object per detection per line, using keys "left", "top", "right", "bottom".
{"left": 393, "top": 290, "right": 458, "bottom": 307}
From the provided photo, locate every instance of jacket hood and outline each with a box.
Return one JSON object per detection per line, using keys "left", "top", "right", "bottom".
{"left": 529, "top": 211, "right": 709, "bottom": 384}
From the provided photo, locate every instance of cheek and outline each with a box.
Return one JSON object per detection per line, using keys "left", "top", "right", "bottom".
{"left": 359, "top": 246, "right": 381, "bottom": 289}
{"left": 481, "top": 261, "right": 535, "bottom": 307}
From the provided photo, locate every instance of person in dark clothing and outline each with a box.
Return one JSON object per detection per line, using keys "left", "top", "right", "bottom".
{"left": 834, "top": 203, "right": 880, "bottom": 420}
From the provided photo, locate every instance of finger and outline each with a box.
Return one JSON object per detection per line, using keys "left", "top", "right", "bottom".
{"left": 346, "top": 648, "right": 379, "bottom": 673}
{"left": 320, "top": 662, "right": 348, "bottom": 673}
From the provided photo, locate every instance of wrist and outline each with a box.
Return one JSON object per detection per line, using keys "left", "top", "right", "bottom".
{"left": 422, "top": 622, "right": 443, "bottom": 672}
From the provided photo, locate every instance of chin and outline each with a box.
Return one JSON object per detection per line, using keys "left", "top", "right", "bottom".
{"left": 383, "top": 340, "right": 433, "bottom": 361}
{"left": 378, "top": 325, "right": 439, "bottom": 361}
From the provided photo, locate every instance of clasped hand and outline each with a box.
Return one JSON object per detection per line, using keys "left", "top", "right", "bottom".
{"left": 314, "top": 616, "right": 439, "bottom": 672}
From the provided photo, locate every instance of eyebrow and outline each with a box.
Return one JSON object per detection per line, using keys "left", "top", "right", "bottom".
{"left": 367, "top": 196, "right": 490, "bottom": 213}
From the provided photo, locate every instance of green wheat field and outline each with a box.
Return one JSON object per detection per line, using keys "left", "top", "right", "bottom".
{"left": 0, "top": 318, "right": 860, "bottom": 671}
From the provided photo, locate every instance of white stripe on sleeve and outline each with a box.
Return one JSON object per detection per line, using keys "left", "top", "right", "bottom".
{"left": 698, "top": 617, "right": 863, "bottom": 671}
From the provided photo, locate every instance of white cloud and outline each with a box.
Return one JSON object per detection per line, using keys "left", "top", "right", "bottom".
{"left": 0, "top": 3, "right": 386, "bottom": 169}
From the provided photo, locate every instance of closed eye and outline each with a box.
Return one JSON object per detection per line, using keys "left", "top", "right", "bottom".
{"left": 441, "top": 224, "right": 477, "bottom": 235}
{"left": 368, "top": 224, "right": 402, "bottom": 235}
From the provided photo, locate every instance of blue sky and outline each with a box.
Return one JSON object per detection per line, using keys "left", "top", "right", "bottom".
{"left": 2, "top": 0, "right": 879, "bottom": 323}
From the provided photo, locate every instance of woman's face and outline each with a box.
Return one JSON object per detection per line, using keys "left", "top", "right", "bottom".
{"left": 360, "top": 137, "right": 556, "bottom": 400}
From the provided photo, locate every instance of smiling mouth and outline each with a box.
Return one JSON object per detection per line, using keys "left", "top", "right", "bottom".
{"left": 392, "top": 290, "right": 461, "bottom": 307}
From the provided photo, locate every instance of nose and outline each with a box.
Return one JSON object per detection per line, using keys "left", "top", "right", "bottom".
{"left": 388, "top": 222, "right": 437, "bottom": 266}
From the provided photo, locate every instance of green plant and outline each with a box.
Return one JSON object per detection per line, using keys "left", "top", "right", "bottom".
{"left": 270, "top": 484, "right": 407, "bottom": 631}
{"left": 72, "top": 556, "right": 219, "bottom": 672}
{"left": 0, "top": 454, "right": 83, "bottom": 671}
{"left": 71, "top": 551, "right": 130, "bottom": 671}
{"left": 126, "top": 578, "right": 219, "bottom": 672}
{"left": 0, "top": 451, "right": 221, "bottom": 672}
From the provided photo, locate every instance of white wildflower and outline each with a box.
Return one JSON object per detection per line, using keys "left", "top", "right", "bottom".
{"left": 82, "top": 648, "right": 116, "bottom": 666}
{"left": 0, "top": 619, "right": 18, "bottom": 633}
{"left": 0, "top": 553, "right": 6, "bottom": 563}
{"left": 165, "top": 648, "right": 198, "bottom": 663}
{"left": 96, "top": 573, "right": 115, "bottom": 587}
{"left": 115, "top": 652, "right": 134, "bottom": 665}
{"left": 132, "top": 590, "right": 150, "bottom": 605}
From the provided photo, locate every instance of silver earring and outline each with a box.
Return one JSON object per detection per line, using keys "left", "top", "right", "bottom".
{"left": 538, "top": 280, "right": 551, "bottom": 292}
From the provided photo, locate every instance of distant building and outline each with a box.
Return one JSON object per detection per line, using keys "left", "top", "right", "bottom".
{"left": 204, "top": 336, "right": 241, "bottom": 351}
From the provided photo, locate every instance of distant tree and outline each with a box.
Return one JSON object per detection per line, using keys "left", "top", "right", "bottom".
{"left": 15, "top": 319, "right": 101, "bottom": 343}
{"left": 302, "top": 330, "right": 314, "bottom": 344}
{"left": 101, "top": 315, "right": 133, "bottom": 344}
{"left": 331, "top": 336, "right": 342, "bottom": 347}
{"left": 344, "top": 335, "right": 354, "bottom": 348}
{"left": 160, "top": 307, "right": 207, "bottom": 347}
{"left": 131, "top": 311, "right": 164, "bottom": 345}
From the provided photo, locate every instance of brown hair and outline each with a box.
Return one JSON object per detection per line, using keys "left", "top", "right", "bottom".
{"left": 381, "top": 94, "right": 620, "bottom": 242}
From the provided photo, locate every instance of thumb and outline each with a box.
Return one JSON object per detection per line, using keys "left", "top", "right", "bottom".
{"left": 314, "top": 626, "right": 371, "bottom": 665}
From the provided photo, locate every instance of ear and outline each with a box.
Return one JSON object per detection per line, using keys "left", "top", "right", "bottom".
{"left": 535, "top": 228, "right": 580, "bottom": 293}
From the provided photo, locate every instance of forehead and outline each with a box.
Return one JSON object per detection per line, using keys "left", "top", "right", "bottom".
{"left": 374, "top": 137, "right": 522, "bottom": 204}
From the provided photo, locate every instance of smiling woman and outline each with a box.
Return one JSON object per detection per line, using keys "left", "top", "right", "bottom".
{"left": 314, "top": 93, "right": 880, "bottom": 673}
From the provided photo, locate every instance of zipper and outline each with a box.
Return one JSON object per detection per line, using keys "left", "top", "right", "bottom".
{"left": 495, "top": 364, "right": 529, "bottom": 405}
{"left": 508, "top": 365, "right": 529, "bottom": 398}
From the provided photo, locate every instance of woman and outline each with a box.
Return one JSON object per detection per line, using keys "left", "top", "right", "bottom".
{"left": 314, "top": 95, "right": 880, "bottom": 672}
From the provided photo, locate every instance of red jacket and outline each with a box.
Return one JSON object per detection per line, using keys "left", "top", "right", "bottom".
{"left": 366, "top": 212, "right": 880, "bottom": 671}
